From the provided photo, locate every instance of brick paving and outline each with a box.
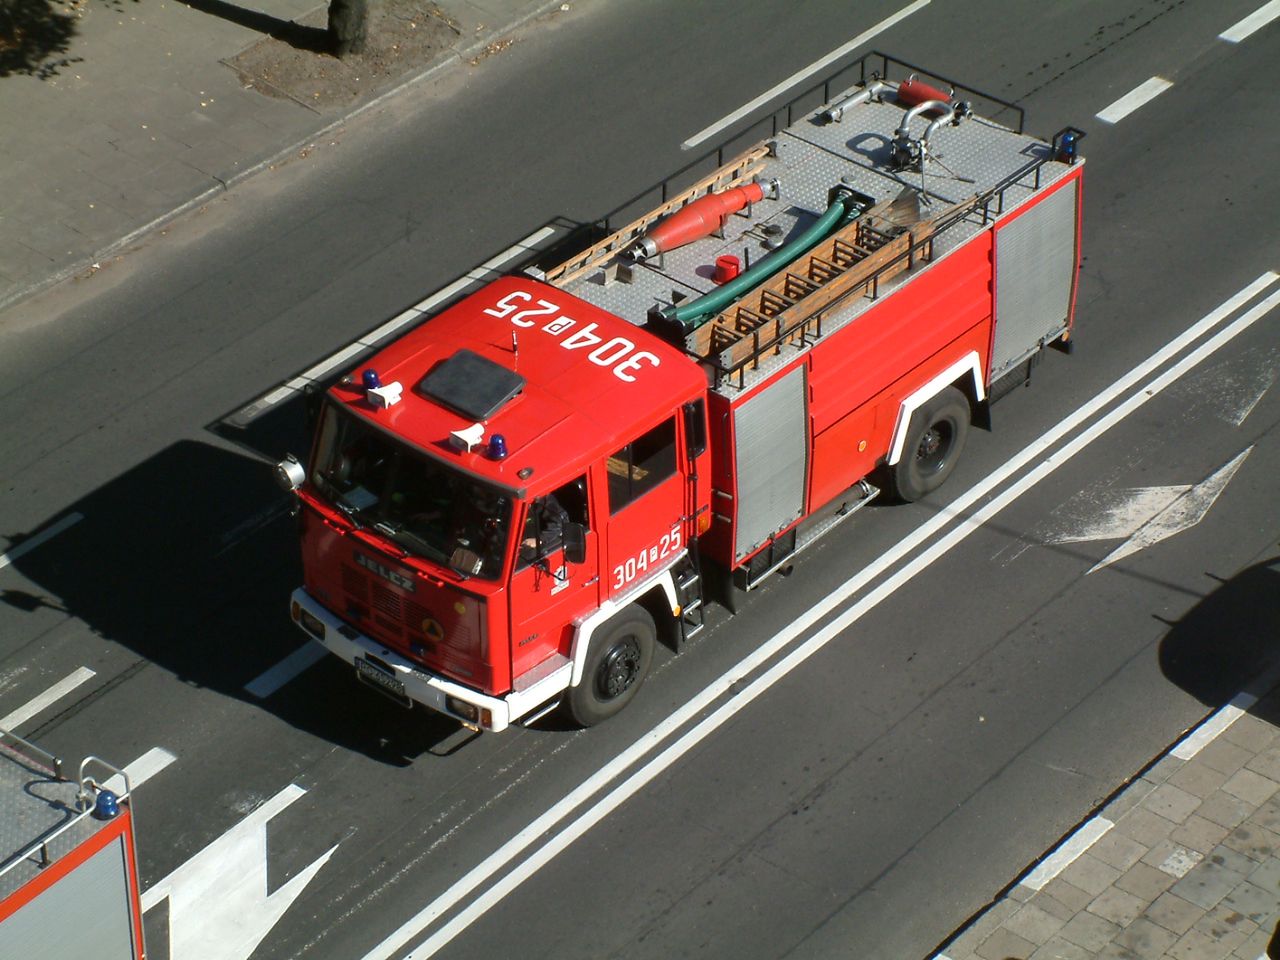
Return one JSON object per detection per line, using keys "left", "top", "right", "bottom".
{"left": 936, "top": 684, "right": 1280, "bottom": 960}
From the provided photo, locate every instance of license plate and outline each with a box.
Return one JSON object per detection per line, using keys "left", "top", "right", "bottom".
{"left": 355, "top": 657, "right": 408, "bottom": 703}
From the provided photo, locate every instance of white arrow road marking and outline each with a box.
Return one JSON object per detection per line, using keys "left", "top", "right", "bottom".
{"left": 1172, "top": 349, "right": 1278, "bottom": 426}
{"left": 142, "top": 784, "right": 338, "bottom": 960}
{"left": 1051, "top": 448, "right": 1253, "bottom": 574}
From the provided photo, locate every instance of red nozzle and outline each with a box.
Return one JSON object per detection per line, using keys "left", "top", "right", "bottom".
{"left": 896, "top": 77, "right": 953, "bottom": 110}
{"left": 634, "top": 183, "right": 767, "bottom": 259}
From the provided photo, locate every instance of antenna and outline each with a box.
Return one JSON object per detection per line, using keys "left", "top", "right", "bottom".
{"left": 511, "top": 331, "right": 519, "bottom": 369}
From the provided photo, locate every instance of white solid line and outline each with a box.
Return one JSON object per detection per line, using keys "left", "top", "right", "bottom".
{"left": 358, "top": 307, "right": 426, "bottom": 347}
{"left": 104, "top": 747, "right": 178, "bottom": 795}
{"left": 300, "top": 341, "right": 371, "bottom": 383}
{"left": 0, "top": 513, "right": 84, "bottom": 571}
{"left": 237, "top": 227, "right": 557, "bottom": 415}
{"left": 0, "top": 666, "right": 97, "bottom": 730}
{"left": 681, "top": 0, "right": 931, "bottom": 150}
{"left": 364, "top": 273, "right": 1280, "bottom": 960}
{"left": 1171, "top": 691, "right": 1259, "bottom": 760}
{"left": 257, "top": 384, "right": 297, "bottom": 407}
{"left": 1022, "top": 817, "right": 1114, "bottom": 891}
{"left": 478, "top": 226, "right": 557, "bottom": 272}
{"left": 244, "top": 642, "right": 329, "bottom": 698}
{"left": 411, "top": 276, "right": 480, "bottom": 314}
{"left": 1096, "top": 76, "right": 1173, "bottom": 124}
{"left": 1220, "top": 0, "right": 1280, "bottom": 41}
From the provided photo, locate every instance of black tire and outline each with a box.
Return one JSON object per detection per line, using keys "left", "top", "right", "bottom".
{"left": 568, "top": 606, "right": 655, "bottom": 726}
{"left": 888, "top": 386, "right": 970, "bottom": 502}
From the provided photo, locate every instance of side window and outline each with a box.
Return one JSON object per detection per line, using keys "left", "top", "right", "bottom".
{"left": 518, "top": 477, "right": 588, "bottom": 568}
{"left": 607, "top": 418, "right": 677, "bottom": 515}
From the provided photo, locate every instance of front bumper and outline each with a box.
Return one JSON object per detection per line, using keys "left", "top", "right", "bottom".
{"left": 289, "top": 587, "right": 515, "bottom": 732}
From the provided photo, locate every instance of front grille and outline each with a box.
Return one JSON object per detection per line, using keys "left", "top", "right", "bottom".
{"left": 371, "top": 582, "right": 402, "bottom": 618}
{"left": 404, "top": 600, "right": 431, "bottom": 630}
{"left": 342, "top": 565, "right": 369, "bottom": 601}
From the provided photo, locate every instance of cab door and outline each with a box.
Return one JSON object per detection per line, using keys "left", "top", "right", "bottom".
{"left": 507, "top": 475, "right": 599, "bottom": 680}
{"left": 602, "top": 414, "right": 687, "bottom": 600}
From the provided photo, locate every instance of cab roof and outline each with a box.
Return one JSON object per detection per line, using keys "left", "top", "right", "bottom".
{"left": 330, "top": 276, "right": 705, "bottom": 495}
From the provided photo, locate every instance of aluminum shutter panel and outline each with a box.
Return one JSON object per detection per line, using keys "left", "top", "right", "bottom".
{"left": 992, "top": 179, "right": 1079, "bottom": 378}
{"left": 733, "top": 365, "right": 808, "bottom": 562}
{"left": 0, "top": 836, "right": 137, "bottom": 959}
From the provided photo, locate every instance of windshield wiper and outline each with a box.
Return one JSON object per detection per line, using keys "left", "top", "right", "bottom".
{"left": 373, "top": 521, "right": 411, "bottom": 557}
{"left": 333, "top": 498, "right": 364, "bottom": 528}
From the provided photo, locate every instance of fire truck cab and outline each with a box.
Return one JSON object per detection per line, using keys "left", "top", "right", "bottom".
{"left": 287, "top": 276, "right": 711, "bottom": 730}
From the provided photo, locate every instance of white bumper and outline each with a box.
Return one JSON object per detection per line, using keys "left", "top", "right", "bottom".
{"left": 290, "top": 588, "right": 550, "bottom": 732}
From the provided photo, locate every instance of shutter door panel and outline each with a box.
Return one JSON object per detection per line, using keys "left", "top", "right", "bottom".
{"left": 733, "top": 366, "right": 808, "bottom": 562}
{"left": 0, "top": 836, "right": 137, "bottom": 959}
{"left": 992, "top": 179, "right": 1078, "bottom": 378}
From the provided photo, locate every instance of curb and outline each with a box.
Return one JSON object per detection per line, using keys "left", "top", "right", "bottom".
{"left": 0, "top": 0, "right": 571, "bottom": 315}
{"left": 929, "top": 664, "right": 1280, "bottom": 960}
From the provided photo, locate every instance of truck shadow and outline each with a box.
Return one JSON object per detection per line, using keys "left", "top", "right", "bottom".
{"left": 3, "top": 425, "right": 463, "bottom": 764}
{"left": 1157, "top": 556, "right": 1280, "bottom": 707}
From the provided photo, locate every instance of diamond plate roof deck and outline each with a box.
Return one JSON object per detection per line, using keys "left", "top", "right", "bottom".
{"left": 556, "top": 80, "right": 1080, "bottom": 395}
{"left": 0, "top": 733, "right": 103, "bottom": 902}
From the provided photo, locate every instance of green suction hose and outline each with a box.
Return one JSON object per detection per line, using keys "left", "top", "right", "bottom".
{"left": 663, "top": 190, "right": 862, "bottom": 333}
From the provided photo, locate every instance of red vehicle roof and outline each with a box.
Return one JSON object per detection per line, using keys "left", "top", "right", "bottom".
{"left": 329, "top": 276, "right": 705, "bottom": 495}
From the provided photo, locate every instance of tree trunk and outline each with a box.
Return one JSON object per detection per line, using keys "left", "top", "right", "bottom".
{"left": 328, "top": 0, "right": 368, "bottom": 57}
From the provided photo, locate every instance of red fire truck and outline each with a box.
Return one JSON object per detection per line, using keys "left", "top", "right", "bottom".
{"left": 277, "top": 54, "right": 1084, "bottom": 732}
{"left": 0, "top": 729, "right": 146, "bottom": 958}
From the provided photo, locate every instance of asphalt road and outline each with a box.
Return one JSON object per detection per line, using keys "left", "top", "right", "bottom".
{"left": 2, "top": 1, "right": 1279, "bottom": 959}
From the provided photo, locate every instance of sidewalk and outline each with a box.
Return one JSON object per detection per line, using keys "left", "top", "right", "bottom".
{"left": 0, "top": 0, "right": 569, "bottom": 310}
{"left": 935, "top": 680, "right": 1280, "bottom": 960}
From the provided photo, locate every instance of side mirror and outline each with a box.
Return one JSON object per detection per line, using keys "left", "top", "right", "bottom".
{"left": 562, "top": 522, "right": 587, "bottom": 565}
{"left": 274, "top": 454, "right": 305, "bottom": 492}
{"left": 304, "top": 384, "right": 322, "bottom": 432}
{"left": 683, "top": 399, "right": 707, "bottom": 458}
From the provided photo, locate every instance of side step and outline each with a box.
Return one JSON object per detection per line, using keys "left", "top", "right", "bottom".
{"left": 672, "top": 557, "right": 706, "bottom": 651}
{"left": 740, "top": 480, "right": 880, "bottom": 591}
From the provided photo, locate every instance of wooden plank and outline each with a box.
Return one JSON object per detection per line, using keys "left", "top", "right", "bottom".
{"left": 695, "top": 196, "right": 977, "bottom": 372}
{"left": 543, "top": 145, "right": 772, "bottom": 287}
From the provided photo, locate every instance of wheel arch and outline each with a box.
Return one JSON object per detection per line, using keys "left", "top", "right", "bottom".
{"left": 569, "top": 564, "right": 679, "bottom": 687}
{"left": 886, "top": 351, "right": 984, "bottom": 467}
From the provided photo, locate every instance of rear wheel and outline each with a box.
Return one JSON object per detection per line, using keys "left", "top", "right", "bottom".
{"left": 888, "top": 386, "right": 970, "bottom": 502}
{"left": 569, "top": 606, "right": 655, "bottom": 726}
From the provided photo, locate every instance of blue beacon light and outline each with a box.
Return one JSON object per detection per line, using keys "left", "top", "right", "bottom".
{"left": 93, "top": 788, "right": 121, "bottom": 820}
{"left": 361, "top": 369, "right": 382, "bottom": 391}
{"left": 1057, "top": 131, "right": 1078, "bottom": 164}
{"left": 488, "top": 434, "right": 508, "bottom": 460}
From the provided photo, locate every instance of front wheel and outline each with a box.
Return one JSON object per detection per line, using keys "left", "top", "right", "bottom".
{"left": 888, "top": 386, "right": 971, "bottom": 502}
{"left": 568, "top": 606, "right": 655, "bottom": 727}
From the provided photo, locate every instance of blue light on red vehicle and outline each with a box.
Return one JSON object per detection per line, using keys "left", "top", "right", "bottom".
{"left": 488, "top": 434, "right": 509, "bottom": 460}
{"left": 1057, "top": 131, "right": 1078, "bottom": 164}
{"left": 93, "top": 788, "right": 120, "bottom": 820}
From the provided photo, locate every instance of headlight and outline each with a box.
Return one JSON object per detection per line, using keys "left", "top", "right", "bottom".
{"left": 299, "top": 608, "right": 326, "bottom": 640}
{"left": 446, "top": 696, "right": 479, "bottom": 723}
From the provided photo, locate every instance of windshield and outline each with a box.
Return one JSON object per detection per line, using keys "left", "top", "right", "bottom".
{"left": 310, "top": 403, "right": 513, "bottom": 579}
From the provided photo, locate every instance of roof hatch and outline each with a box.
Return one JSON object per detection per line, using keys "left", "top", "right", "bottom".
{"left": 417, "top": 348, "right": 525, "bottom": 420}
